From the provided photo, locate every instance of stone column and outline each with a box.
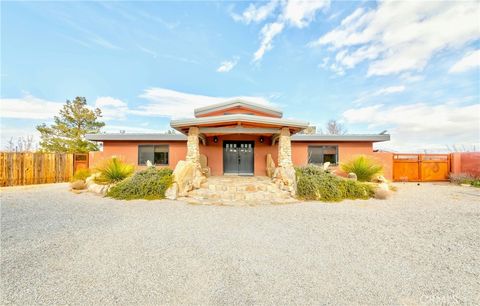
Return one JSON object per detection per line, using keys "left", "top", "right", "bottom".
{"left": 186, "top": 127, "right": 200, "bottom": 165}
{"left": 278, "top": 127, "right": 293, "bottom": 167}
{"left": 275, "top": 127, "right": 296, "bottom": 195}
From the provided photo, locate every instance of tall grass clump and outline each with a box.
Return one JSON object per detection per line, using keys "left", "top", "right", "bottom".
{"left": 107, "top": 167, "right": 173, "bottom": 200}
{"left": 341, "top": 155, "right": 383, "bottom": 182}
{"left": 71, "top": 168, "right": 91, "bottom": 182}
{"left": 95, "top": 157, "right": 134, "bottom": 184}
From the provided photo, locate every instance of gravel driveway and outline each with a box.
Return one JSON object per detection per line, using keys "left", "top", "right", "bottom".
{"left": 1, "top": 183, "right": 479, "bottom": 305}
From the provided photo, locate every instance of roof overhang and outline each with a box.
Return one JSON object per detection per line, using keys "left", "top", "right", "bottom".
{"left": 170, "top": 114, "right": 309, "bottom": 135}
{"left": 85, "top": 133, "right": 187, "bottom": 141}
{"left": 291, "top": 134, "right": 390, "bottom": 142}
{"left": 194, "top": 99, "right": 283, "bottom": 118}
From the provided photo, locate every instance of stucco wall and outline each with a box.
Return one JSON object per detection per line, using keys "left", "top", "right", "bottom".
{"left": 291, "top": 141, "right": 373, "bottom": 165}
{"left": 89, "top": 141, "right": 187, "bottom": 170}
{"left": 451, "top": 152, "right": 480, "bottom": 177}
{"left": 92, "top": 139, "right": 387, "bottom": 177}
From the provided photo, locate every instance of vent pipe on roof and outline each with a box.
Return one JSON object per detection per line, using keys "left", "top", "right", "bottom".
{"left": 380, "top": 130, "right": 387, "bottom": 135}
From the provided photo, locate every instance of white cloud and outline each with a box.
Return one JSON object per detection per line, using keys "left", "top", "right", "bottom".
{"left": 232, "top": 1, "right": 280, "bottom": 24}
{"left": 233, "top": 0, "right": 330, "bottom": 62}
{"left": 353, "top": 85, "right": 406, "bottom": 104}
{"left": 254, "top": 22, "right": 285, "bottom": 61}
{"left": 134, "top": 87, "right": 275, "bottom": 119}
{"left": 342, "top": 102, "right": 480, "bottom": 152}
{"left": 449, "top": 49, "right": 480, "bottom": 73}
{"left": 0, "top": 95, "right": 63, "bottom": 119}
{"left": 311, "top": 1, "right": 480, "bottom": 76}
{"left": 94, "top": 96, "right": 129, "bottom": 120}
{"left": 217, "top": 58, "right": 239, "bottom": 72}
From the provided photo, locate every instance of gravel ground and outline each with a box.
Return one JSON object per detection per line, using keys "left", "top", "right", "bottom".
{"left": 1, "top": 182, "right": 479, "bottom": 305}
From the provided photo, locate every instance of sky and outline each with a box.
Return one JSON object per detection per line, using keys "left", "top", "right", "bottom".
{"left": 1, "top": 0, "right": 479, "bottom": 152}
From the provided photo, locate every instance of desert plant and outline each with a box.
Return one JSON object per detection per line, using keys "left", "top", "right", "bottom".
{"left": 70, "top": 180, "right": 86, "bottom": 190}
{"left": 296, "top": 167, "right": 374, "bottom": 202}
{"left": 107, "top": 167, "right": 173, "bottom": 200}
{"left": 72, "top": 168, "right": 91, "bottom": 182}
{"left": 95, "top": 157, "right": 134, "bottom": 184}
{"left": 341, "top": 155, "right": 383, "bottom": 182}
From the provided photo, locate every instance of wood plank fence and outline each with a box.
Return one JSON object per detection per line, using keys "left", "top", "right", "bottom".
{"left": 0, "top": 152, "right": 77, "bottom": 187}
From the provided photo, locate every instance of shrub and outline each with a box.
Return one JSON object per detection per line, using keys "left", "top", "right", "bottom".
{"left": 449, "top": 172, "right": 480, "bottom": 188}
{"left": 341, "top": 155, "right": 383, "bottom": 182}
{"left": 296, "top": 167, "right": 374, "bottom": 202}
{"left": 107, "top": 167, "right": 173, "bottom": 200}
{"left": 72, "top": 168, "right": 91, "bottom": 182}
{"left": 95, "top": 157, "right": 134, "bottom": 184}
{"left": 70, "top": 180, "right": 86, "bottom": 190}
{"left": 295, "top": 164, "right": 325, "bottom": 177}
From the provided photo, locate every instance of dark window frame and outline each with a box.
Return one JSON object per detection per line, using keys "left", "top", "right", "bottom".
{"left": 138, "top": 144, "right": 169, "bottom": 166}
{"left": 308, "top": 145, "right": 338, "bottom": 165}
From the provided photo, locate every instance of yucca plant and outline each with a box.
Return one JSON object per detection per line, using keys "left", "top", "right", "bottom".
{"left": 341, "top": 155, "right": 383, "bottom": 182}
{"left": 95, "top": 157, "right": 134, "bottom": 184}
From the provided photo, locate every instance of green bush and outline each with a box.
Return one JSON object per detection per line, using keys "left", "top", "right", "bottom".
{"left": 341, "top": 155, "right": 383, "bottom": 182}
{"left": 95, "top": 157, "right": 134, "bottom": 184}
{"left": 72, "top": 168, "right": 91, "bottom": 182}
{"left": 296, "top": 166, "right": 374, "bottom": 202}
{"left": 107, "top": 167, "right": 174, "bottom": 200}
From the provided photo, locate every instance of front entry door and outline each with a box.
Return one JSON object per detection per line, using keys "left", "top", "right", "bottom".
{"left": 223, "top": 141, "right": 254, "bottom": 175}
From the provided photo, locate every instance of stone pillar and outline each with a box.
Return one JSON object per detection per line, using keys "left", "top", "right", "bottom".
{"left": 186, "top": 127, "right": 200, "bottom": 165}
{"left": 278, "top": 127, "right": 293, "bottom": 167}
{"left": 274, "top": 127, "right": 296, "bottom": 196}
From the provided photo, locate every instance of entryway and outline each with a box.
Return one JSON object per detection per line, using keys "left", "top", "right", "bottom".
{"left": 223, "top": 141, "right": 254, "bottom": 175}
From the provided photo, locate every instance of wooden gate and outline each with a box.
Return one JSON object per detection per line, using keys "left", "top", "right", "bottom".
{"left": 73, "top": 153, "right": 89, "bottom": 173}
{"left": 393, "top": 154, "right": 450, "bottom": 182}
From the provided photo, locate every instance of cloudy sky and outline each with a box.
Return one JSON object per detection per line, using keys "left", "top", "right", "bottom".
{"left": 1, "top": 0, "right": 479, "bottom": 152}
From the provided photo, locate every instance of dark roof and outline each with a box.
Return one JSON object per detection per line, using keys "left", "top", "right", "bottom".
{"left": 86, "top": 133, "right": 390, "bottom": 142}
{"left": 85, "top": 133, "right": 187, "bottom": 141}
{"left": 291, "top": 134, "right": 390, "bottom": 142}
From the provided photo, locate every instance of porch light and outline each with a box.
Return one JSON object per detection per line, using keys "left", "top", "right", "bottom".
{"left": 259, "top": 136, "right": 264, "bottom": 143}
{"left": 213, "top": 136, "right": 218, "bottom": 143}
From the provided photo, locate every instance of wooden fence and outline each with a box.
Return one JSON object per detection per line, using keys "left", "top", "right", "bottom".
{"left": 0, "top": 152, "right": 76, "bottom": 187}
{"left": 393, "top": 154, "right": 450, "bottom": 182}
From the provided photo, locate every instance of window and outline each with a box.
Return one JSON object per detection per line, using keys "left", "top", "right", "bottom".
{"left": 138, "top": 145, "right": 169, "bottom": 165}
{"left": 308, "top": 146, "right": 338, "bottom": 165}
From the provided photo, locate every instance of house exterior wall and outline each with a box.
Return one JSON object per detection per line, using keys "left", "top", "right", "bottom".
{"left": 291, "top": 141, "right": 373, "bottom": 165}
{"left": 91, "top": 139, "right": 390, "bottom": 177}
{"left": 89, "top": 141, "right": 187, "bottom": 170}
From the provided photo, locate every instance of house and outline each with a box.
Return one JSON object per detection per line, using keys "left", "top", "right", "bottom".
{"left": 86, "top": 99, "right": 390, "bottom": 177}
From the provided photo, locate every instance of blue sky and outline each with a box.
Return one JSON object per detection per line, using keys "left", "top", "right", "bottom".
{"left": 1, "top": 0, "right": 479, "bottom": 152}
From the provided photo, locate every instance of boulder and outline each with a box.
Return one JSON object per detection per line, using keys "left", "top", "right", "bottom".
{"left": 323, "top": 162, "right": 331, "bottom": 171}
{"left": 199, "top": 154, "right": 208, "bottom": 169}
{"left": 375, "top": 175, "right": 388, "bottom": 183}
{"left": 347, "top": 172, "right": 358, "bottom": 181}
{"left": 266, "top": 154, "right": 276, "bottom": 178}
{"left": 165, "top": 182, "right": 178, "bottom": 200}
{"left": 70, "top": 180, "right": 86, "bottom": 190}
{"left": 172, "top": 160, "right": 203, "bottom": 196}
{"left": 273, "top": 166, "right": 297, "bottom": 196}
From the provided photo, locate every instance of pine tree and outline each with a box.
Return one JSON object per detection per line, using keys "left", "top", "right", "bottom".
{"left": 36, "top": 97, "right": 105, "bottom": 153}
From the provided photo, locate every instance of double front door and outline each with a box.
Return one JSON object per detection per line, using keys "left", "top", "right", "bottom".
{"left": 223, "top": 141, "right": 254, "bottom": 175}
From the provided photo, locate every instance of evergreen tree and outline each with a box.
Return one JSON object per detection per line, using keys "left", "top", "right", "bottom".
{"left": 36, "top": 97, "right": 105, "bottom": 153}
